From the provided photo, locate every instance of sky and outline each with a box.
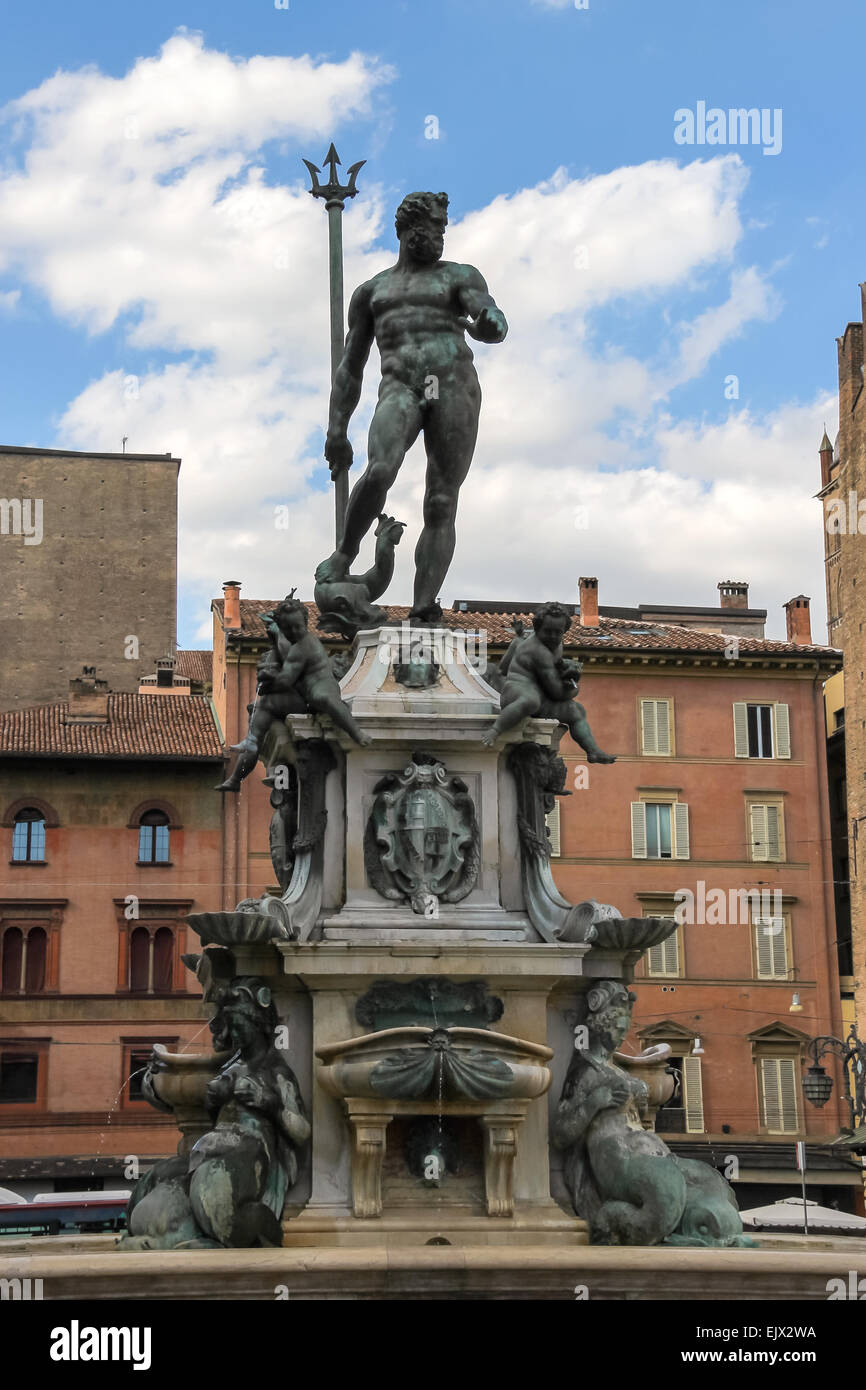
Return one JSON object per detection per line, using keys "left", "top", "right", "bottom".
{"left": 0, "top": 0, "right": 862, "bottom": 646}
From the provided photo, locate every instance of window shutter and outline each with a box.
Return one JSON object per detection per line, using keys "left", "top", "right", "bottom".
{"left": 631, "top": 802, "right": 647, "bottom": 858}
{"left": 773, "top": 704, "right": 791, "bottom": 759}
{"left": 673, "top": 802, "right": 690, "bottom": 859}
{"left": 778, "top": 1058, "right": 799, "bottom": 1132}
{"left": 755, "top": 920, "right": 774, "bottom": 978}
{"left": 733, "top": 702, "right": 749, "bottom": 757}
{"left": 761, "top": 1058, "right": 799, "bottom": 1133}
{"left": 766, "top": 804, "right": 782, "bottom": 861}
{"left": 760, "top": 1058, "right": 781, "bottom": 1129}
{"left": 755, "top": 919, "right": 788, "bottom": 979}
{"left": 750, "top": 803, "right": 769, "bottom": 861}
{"left": 647, "top": 932, "right": 680, "bottom": 977}
{"left": 682, "top": 1056, "right": 705, "bottom": 1133}
{"left": 641, "top": 699, "right": 671, "bottom": 755}
{"left": 545, "top": 801, "right": 561, "bottom": 857}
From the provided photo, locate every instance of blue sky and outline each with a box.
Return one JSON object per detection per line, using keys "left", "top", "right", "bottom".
{"left": 1, "top": 0, "right": 863, "bottom": 644}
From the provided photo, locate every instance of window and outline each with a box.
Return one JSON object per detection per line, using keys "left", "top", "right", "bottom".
{"left": 631, "top": 799, "right": 690, "bottom": 859}
{"left": 11, "top": 808, "right": 46, "bottom": 862}
{"left": 0, "top": 925, "right": 47, "bottom": 994}
{"left": 137, "top": 810, "right": 170, "bottom": 864}
{"left": 639, "top": 699, "right": 673, "bottom": 756}
{"left": 545, "top": 801, "right": 561, "bottom": 857}
{"left": 128, "top": 925, "right": 176, "bottom": 993}
{"left": 759, "top": 1057, "right": 799, "bottom": 1133}
{"left": 121, "top": 1038, "right": 178, "bottom": 1110}
{"left": 753, "top": 915, "right": 791, "bottom": 980}
{"left": 127, "top": 1049, "right": 153, "bottom": 1102}
{"left": 733, "top": 702, "right": 791, "bottom": 759}
{"left": 0, "top": 1050, "right": 39, "bottom": 1103}
{"left": 0, "top": 1042, "right": 47, "bottom": 1107}
{"left": 656, "top": 1051, "right": 704, "bottom": 1132}
{"left": 748, "top": 801, "right": 785, "bottom": 862}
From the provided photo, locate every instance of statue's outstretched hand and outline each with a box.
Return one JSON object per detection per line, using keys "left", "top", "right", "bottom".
{"left": 325, "top": 433, "right": 353, "bottom": 478}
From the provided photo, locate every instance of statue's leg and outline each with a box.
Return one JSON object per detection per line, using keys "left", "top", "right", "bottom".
{"left": 338, "top": 381, "right": 422, "bottom": 563}
{"left": 482, "top": 691, "right": 541, "bottom": 745}
{"left": 411, "top": 372, "right": 480, "bottom": 618}
{"left": 564, "top": 701, "right": 616, "bottom": 763}
{"left": 217, "top": 701, "right": 280, "bottom": 790}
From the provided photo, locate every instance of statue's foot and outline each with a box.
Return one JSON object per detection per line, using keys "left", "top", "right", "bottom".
{"left": 409, "top": 601, "right": 444, "bottom": 625}
{"left": 229, "top": 737, "right": 258, "bottom": 754}
{"left": 215, "top": 777, "right": 241, "bottom": 792}
{"left": 587, "top": 749, "right": 616, "bottom": 763}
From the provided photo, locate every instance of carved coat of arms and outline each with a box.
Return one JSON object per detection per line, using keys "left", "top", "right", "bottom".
{"left": 364, "top": 753, "right": 480, "bottom": 915}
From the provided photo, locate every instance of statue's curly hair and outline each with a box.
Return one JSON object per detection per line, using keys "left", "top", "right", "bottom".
{"left": 532, "top": 601, "right": 572, "bottom": 634}
{"left": 573, "top": 980, "right": 636, "bottom": 1028}
{"left": 395, "top": 191, "right": 449, "bottom": 238}
{"left": 272, "top": 593, "right": 308, "bottom": 629}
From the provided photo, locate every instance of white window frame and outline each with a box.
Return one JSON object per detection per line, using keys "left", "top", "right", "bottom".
{"left": 631, "top": 799, "right": 690, "bottom": 860}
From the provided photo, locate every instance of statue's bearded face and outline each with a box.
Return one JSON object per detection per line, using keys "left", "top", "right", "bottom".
{"left": 404, "top": 214, "right": 446, "bottom": 265}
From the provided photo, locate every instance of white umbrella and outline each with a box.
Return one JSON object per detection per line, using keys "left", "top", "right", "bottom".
{"left": 739, "top": 1196, "right": 866, "bottom": 1232}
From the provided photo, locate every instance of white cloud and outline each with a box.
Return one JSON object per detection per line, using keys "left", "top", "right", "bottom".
{"left": 0, "top": 39, "right": 830, "bottom": 644}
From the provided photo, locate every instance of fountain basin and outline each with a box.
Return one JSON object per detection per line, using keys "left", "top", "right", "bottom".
{"left": 317, "top": 1026, "right": 553, "bottom": 1103}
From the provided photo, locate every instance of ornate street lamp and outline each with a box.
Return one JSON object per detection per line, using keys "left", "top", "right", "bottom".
{"left": 802, "top": 1024, "right": 866, "bottom": 1136}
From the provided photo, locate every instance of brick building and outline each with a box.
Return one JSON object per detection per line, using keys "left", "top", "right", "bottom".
{"left": 0, "top": 666, "right": 221, "bottom": 1194}
{"left": 0, "top": 446, "right": 180, "bottom": 712}
{"left": 818, "top": 284, "right": 866, "bottom": 1040}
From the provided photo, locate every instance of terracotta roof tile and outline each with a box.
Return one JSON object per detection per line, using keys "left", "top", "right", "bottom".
{"left": 213, "top": 599, "right": 841, "bottom": 662}
{"left": 0, "top": 693, "right": 223, "bottom": 760}
{"left": 175, "top": 650, "right": 212, "bottom": 685}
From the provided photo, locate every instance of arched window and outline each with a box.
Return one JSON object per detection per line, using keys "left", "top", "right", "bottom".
{"left": 129, "top": 927, "right": 151, "bottom": 992}
{"left": 153, "top": 927, "right": 174, "bottom": 993}
{"left": 128, "top": 925, "right": 176, "bottom": 994}
{"left": 1, "top": 925, "right": 47, "bottom": 995}
{"left": 137, "top": 810, "right": 170, "bottom": 864}
{"left": 12, "top": 809, "right": 46, "bottom": 863}
{"left": 1, "top": 928, "right": 23, "bottom": 993}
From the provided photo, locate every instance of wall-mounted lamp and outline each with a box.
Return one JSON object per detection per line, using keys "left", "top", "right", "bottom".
{"left": 693, "top": 1037, "right": 704, "bottom": 1056}
{"left": 789, "top": 992, "right": 803, "bottom": 1013}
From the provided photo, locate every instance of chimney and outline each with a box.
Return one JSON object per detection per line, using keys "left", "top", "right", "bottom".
{"left": 579, "top": 576, "right": 599, "bottom": 627}
{"left": 67, "top": 667, "right": 109, "bottom": 723}
{"left": 784, "top": 595, "right": 812, "bottom": 645}
{"left": 156, "top": 655, "right": 176, "bottom": 688}
{"left": 223, "top": 580, "right": 242, "bottom": 631}
{"left": 819, "top": 427, "right": 834, "bottom": 488}
{"left": 718, "top": 580, "right": 749, "bottom": 610}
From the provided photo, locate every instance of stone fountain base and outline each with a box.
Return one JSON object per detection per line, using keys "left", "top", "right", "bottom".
{"left": 3, "top": 1241, "right": 852, "bottom": 1300}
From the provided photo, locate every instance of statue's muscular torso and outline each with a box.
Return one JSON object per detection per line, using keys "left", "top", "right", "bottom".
{"left": 362, "top": 261, "right": 479, "bottom": 389}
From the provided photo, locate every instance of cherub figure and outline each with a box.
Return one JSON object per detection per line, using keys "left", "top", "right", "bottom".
{"left": 217, "top": 594, "right": 370, "bottom": 791}
{"left": 482, "top": 601, "right": 615, "bottom": 759}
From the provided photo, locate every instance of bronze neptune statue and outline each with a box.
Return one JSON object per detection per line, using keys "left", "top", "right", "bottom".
{"left": 317, "top": 191, "right": 508, "bottom": 625}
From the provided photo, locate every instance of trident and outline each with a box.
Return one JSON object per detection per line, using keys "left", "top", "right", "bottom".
{"left": 302, "top": 143, "right": 366, "bottom": 547}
